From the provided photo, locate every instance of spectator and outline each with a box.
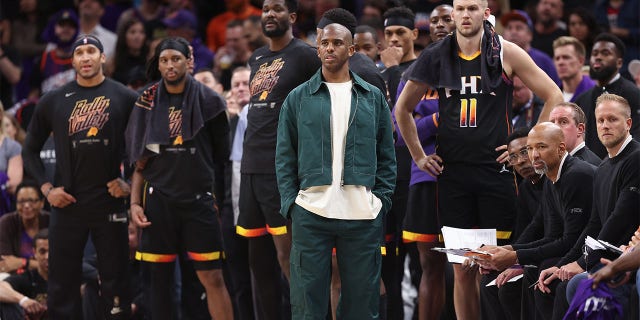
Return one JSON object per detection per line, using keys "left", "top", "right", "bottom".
{"left": 214, "top": 20, "right": 252, "bottom": 91}
{"left": 574, "top": 33, "right": 640, "bottom": 158}
{"left": 501, "top": 9, "right": 560, "bottom": 85}
{"left": 531, "top": 0, "right": 568, "bottom": 57}
{"left": 106, "top": 17, "right": 148, "bottom": 85}
{"left": 243, "top": 16, "right": 267, "bottom": 52}
{"left": 552, "top": 36, "right": 596, "bottom": 102}
{"left": 594, "top": 0, "right": 640, "bottom": 79}
{"left": 194, "top": 68, "right": 224, "bottom": 95}
{"left": 0, "top": 183, "right": 49, "bottom": 274}
{"left": 163, "top": 9, "right": 214, "bottom": 73}
{"left": 354, "top": 25, "right": 382, "bottom": 67}
{"left": 76, "top": 0, "right": 117, "bottom": 59}
{"left": 117, "top": 0, "right": 167, "bottom": 40}
{"left": 511, "top": 75, "right": 544, "bottom": 129}
{"left": 205, "top": 0, "right": 261, "bottom": 52}
{"left": 29, "top": 9, "right": 79, "bottom": 98}
{"left": 0, "top": 41, "right": 21, "bottom": 110}
{"left": 0, "top": 108, "right": 22, "bottom": 197}
{"left": 567, "top": 7, "right": 601, "bottom": 64}
{"left": 487, "top": 0, "right": 510, "bottom": 34}
{"left": 0, "top": 229, "right": 49, "bottom": 320}
{"left": 628, "top": 59, "right": 640, "bottom": 87}
{"left": 2, "top": 115, "right": 26, "bottom": 146}
{"left": 7, "top": 0, "right": 46, "bottom": 104}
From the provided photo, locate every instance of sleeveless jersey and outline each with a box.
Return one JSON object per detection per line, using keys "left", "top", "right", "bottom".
{"left": 436, "top": 52, "right": 513, "bottom": 165}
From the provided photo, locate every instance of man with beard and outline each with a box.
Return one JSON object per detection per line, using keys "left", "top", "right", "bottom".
{"left": 478, "top": 122, "right": 595, "bottom": 320}
{"left": 537, "top": 94, "right": 640, "bottom": 319}
{"left": 394, "top": 0, "right": 564, "bottom": 318}
{"left": 275, "top": 23, "right": 395, "bottom": 319}
{"left": 575, "top": 33, "right": 640, "bottom": 158}
{"left": 22, "top": 35, "right": 135, "bottom": 319}
{"left": 127, "top": 37, "right": 233, "bottom": 320}
{"left": 479, "top": 122, "right": 595, "bottom": 319}
{"left": 235, "top": 1, "right": 320, "bottom": 319}
{"left": 531, "top": 0, "right": 568, "bottom": 57}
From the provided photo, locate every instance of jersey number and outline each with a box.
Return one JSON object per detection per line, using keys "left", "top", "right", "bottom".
{"left": 459, "top": 98, "right": 477, "bottom": 127}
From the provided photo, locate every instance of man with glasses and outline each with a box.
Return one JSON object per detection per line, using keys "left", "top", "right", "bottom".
{"left": 0, "top": 183, "right": 49, "bottom": 275}
{"left": 477, "top": 122, "right": 596, "bottom": 319}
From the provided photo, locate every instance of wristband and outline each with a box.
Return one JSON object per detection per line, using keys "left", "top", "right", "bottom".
{"left": 44, "top": 186, "right": 53, "bottom": 198}
{"left": 19, "top": 296, "right": 29, "bottom": 306}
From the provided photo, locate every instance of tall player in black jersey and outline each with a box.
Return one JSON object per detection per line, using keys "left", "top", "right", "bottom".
{"left": 22, "top": 35, "right": 135, "bottom": 319}
{"left": 395, "top": 0, "right": 564, "bottom": 318}
{"left": 236, "top": 0, "right": 321, "bottom": 318}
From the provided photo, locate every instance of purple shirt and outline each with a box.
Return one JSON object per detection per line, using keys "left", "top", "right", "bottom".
{"left": 393, "top": 80, "right": 439, "bottom": 185}
{"left": 528, "top": 47, "right": 561, "bottom": 86}
{"left": 567, "top": 75, "right": 596, "bottom": 102}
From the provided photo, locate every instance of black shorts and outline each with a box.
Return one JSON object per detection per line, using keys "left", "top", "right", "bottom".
{"left": 136, "top": 185, "right": 224, "bottom": 270}
{"left": 402, "top": 181, "right": 442, "bottom": 243}
{"left": 437, "top": 163, "right": 516, "bottom": 244}
{"left": 236, "top": 173, "right": 288, "bottom": 237}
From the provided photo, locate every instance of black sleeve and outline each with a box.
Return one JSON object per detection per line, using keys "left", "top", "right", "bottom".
{"left": 382, "top": 65, "right": 402, "bottom": 106}
{"left": 578, "top": 155, "right": 640, "bottom": 270}
{"left": 518, "top": 171, "right": 593, "bottom": 266}
{"left": 4, "top": 273, "right": 31, "bottom": 296}
{"left": 209, "top": 111, "right": 230, "bottom": 208}
{"left": 556, "top": 191, "right": 600, "bottom": 266}
{"left": 513, "top": 207, "right": 544, "bottom": 247}
{"left": 22, "top": 93, "right": 54, "bottom": 186}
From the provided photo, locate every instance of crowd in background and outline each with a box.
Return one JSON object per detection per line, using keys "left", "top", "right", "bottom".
{"left": 0, "top": 0, "right": 638, "bottom": 319}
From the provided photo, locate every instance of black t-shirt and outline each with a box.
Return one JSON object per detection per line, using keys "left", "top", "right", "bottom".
{"left": 5, "top": 269, "right": 48, "bottom": 305}
{"left": 242, "top": 38, "right": 321, "bottom": 174}
{"left": 23, "top": 79, "right": 137, "bottom": 219}
{"left": 142, "top": 91, "right": 230, "bottom": 200}
{"left": 435, "top": 54, "right": 513, "bottom": 165}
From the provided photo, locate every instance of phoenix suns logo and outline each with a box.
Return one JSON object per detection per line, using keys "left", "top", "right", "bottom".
{"left": 68, "top": 96, "right": 110, "bottom": 136}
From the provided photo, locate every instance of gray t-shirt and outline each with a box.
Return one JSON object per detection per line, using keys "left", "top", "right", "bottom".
{"left": 0, "top": 137, "right": 21, "bottom": 173}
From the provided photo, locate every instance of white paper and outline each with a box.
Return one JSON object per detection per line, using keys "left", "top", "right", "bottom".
{"left": 441, "top": 226, "right": 497, "bottom": 263}
{"left": 585, "top": 235, "right": 605, "bottom": 250}
{"left": 485, "top": 274, "right": 524, "bottom": 287}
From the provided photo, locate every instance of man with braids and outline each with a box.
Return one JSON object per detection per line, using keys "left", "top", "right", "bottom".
{"left": 22, "top": 35, "right": 135, "bottom": 319}
{"left": 395, "top": 0, "right": 563, "bottom": 318}
{"left": 126, "top": 37, "right": 233, "bottom": 320}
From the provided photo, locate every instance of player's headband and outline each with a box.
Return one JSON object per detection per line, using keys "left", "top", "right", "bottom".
{"left": 384, "top": 17, "right": 415, "bottom": 30}
{"left": 72, "top": 35, "right": 104, "bottom": 54}
{"left": 156, "top": 38, "right": 190, "bottom": 59}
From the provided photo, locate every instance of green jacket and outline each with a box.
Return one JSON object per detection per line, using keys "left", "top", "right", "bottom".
{"left": 276, "top": 69, "right": 396, "bottom": 218}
